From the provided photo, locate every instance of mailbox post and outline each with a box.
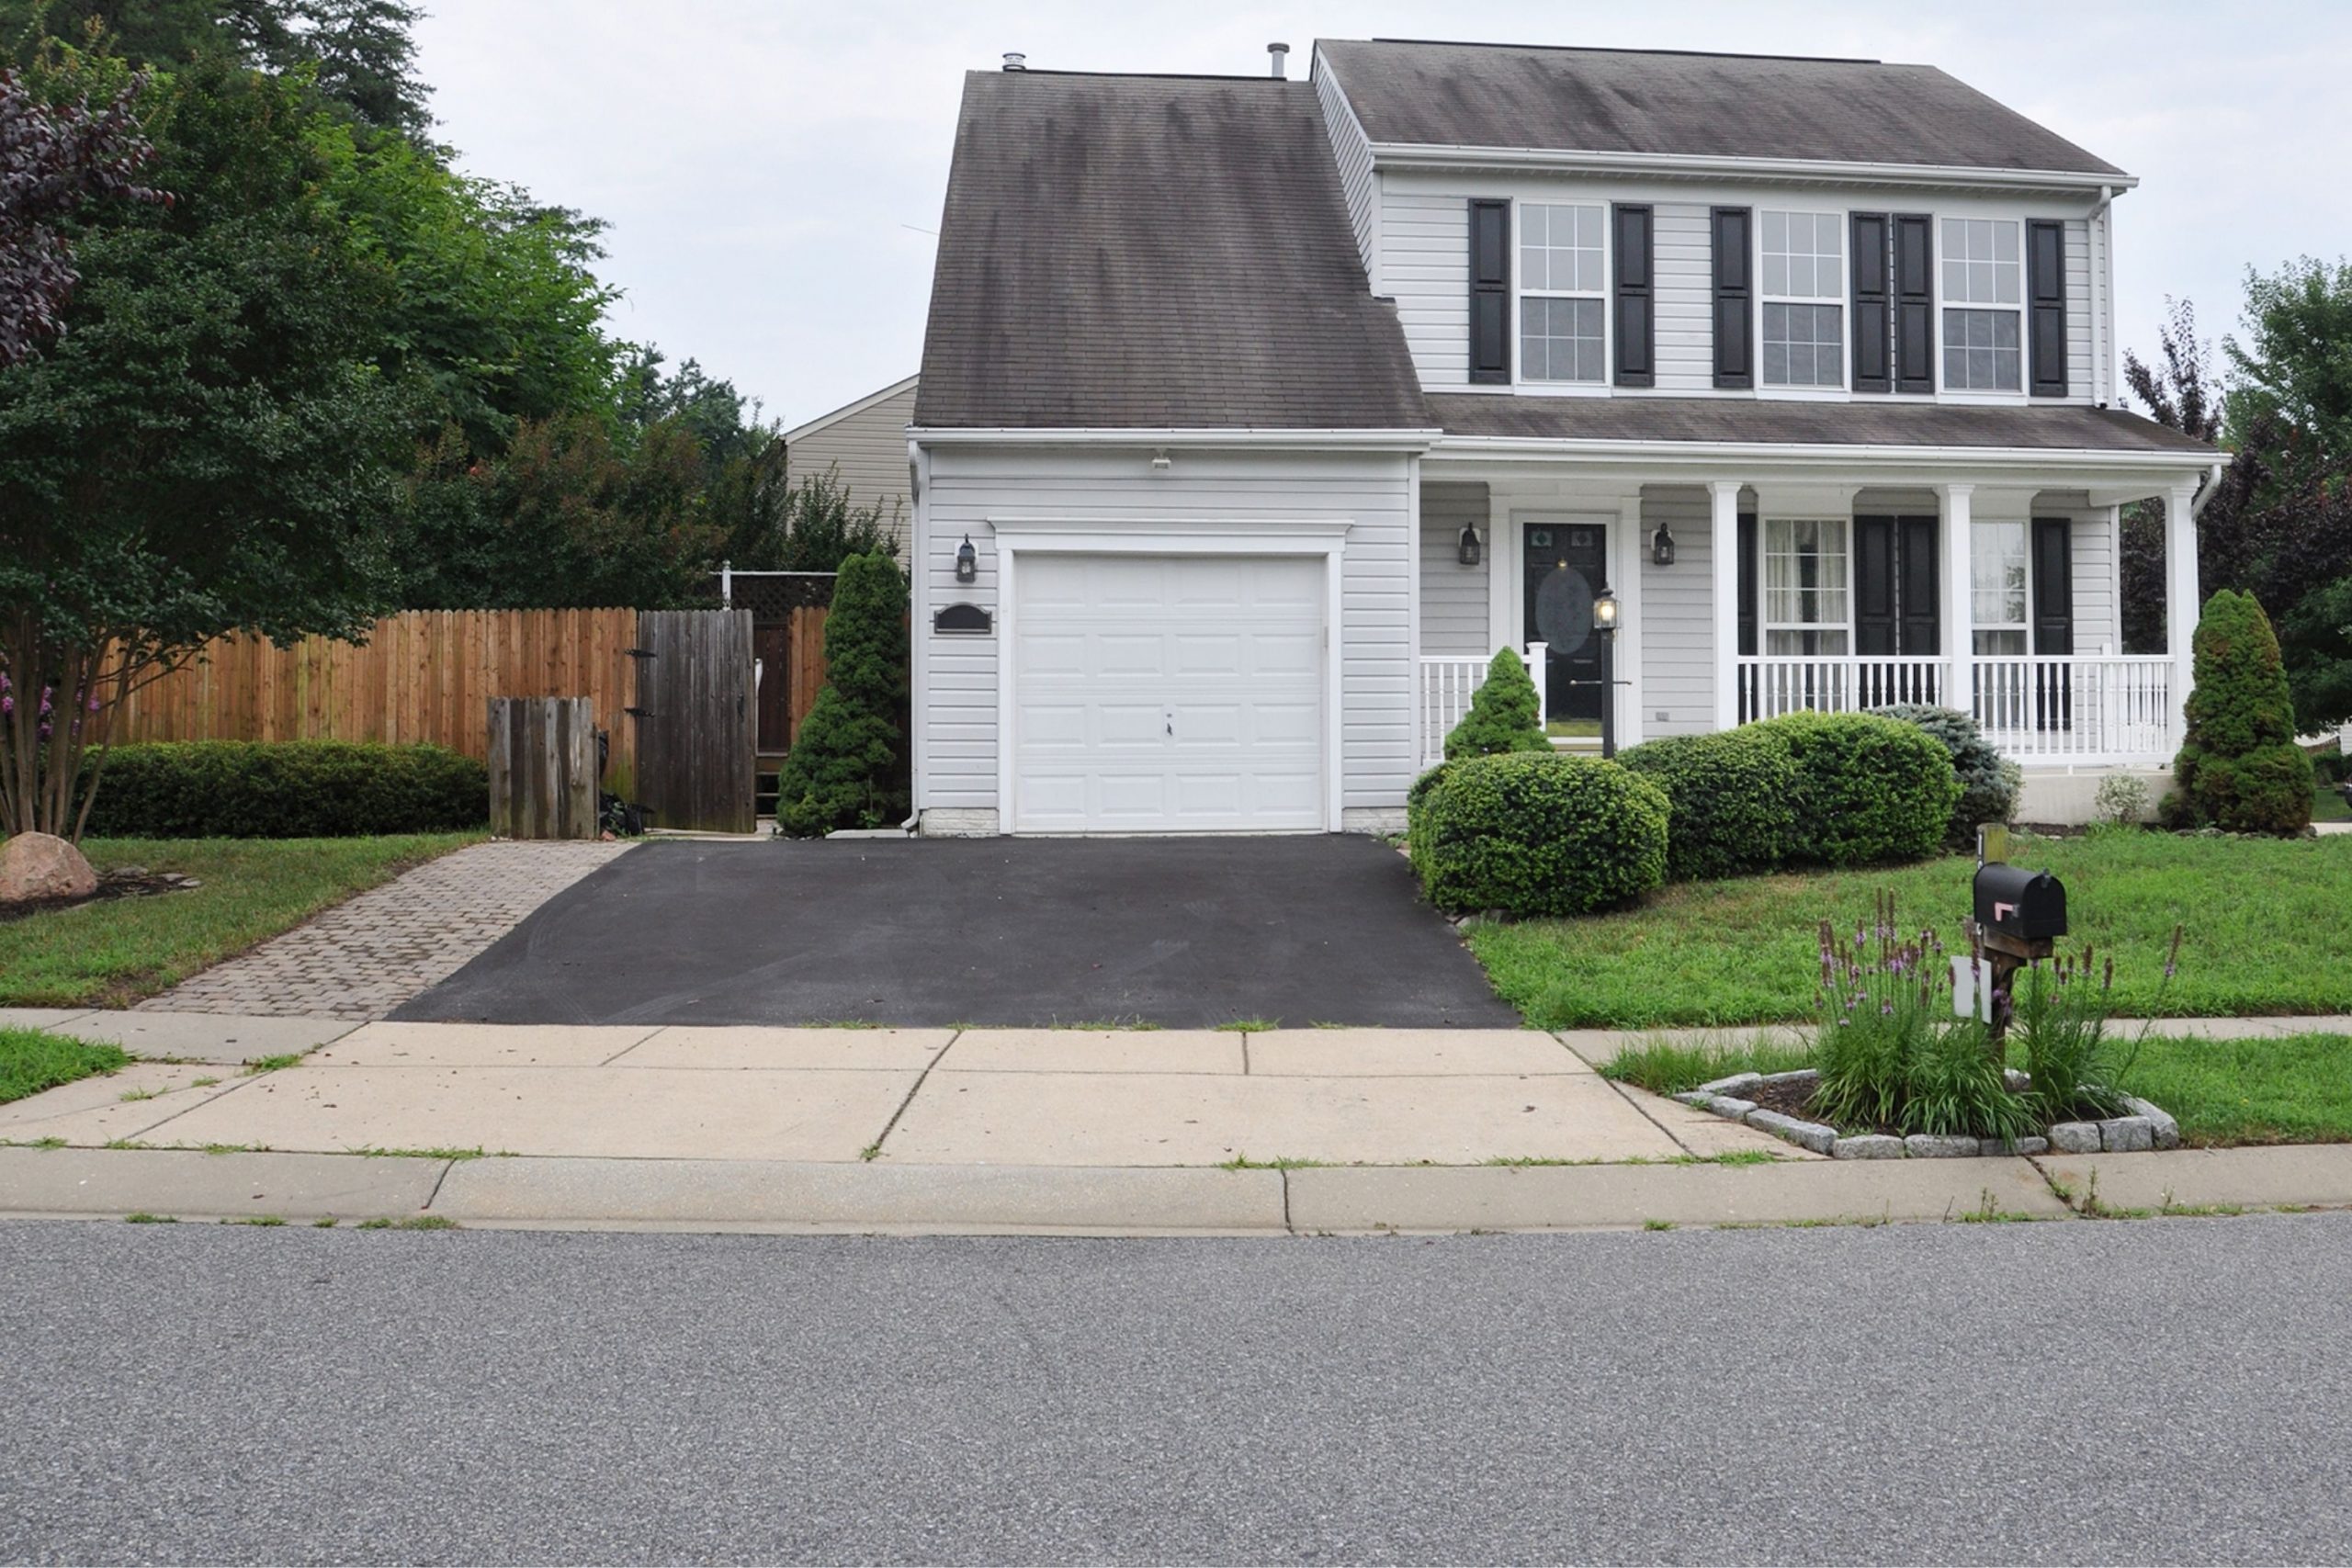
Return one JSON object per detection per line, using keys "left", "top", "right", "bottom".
{"left": 1970, "top": 862, "right": 2067, "bottom": 1045}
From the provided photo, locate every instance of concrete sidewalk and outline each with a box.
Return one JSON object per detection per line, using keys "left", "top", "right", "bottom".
{"left": 4, "top": 1012, "right": 2350, "bottom": 1235}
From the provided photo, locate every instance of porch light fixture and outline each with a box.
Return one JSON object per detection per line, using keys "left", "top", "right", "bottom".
{"left": 1593, "top": 588, "right": 1620, "bottom": 632}
{"left": 1593, "top": 588, "right": 1621, "bottom": 761}
{"left": 1457, "top": 525, "right": 1482, "bottom": 567}
{"left": 1651, "top": 521, "right": 1677, "bottom": 567}
{"left": 955, "top": 534, "right": 978, "bottom": 584}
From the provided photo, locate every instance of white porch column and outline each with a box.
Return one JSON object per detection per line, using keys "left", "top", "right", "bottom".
{"left": 1710, "top": 479, "right": 1742, "bottom": 731}
{"left": 2165, "top": 478, "right": 2202, "bottom": 743}
{"left": 1937, "top": 483, "right": 1974, "bottom": 713}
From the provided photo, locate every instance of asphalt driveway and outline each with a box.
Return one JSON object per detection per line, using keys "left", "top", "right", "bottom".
{"left": 391, "top": 836, "right": 1520, "bottom": 1029}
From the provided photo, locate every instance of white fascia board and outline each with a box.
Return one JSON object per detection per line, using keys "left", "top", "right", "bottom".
{"left": 1366, "top": 141, "right": 2138, "bottom": 196}
{"left": 909, "top": 426, "right": 1442, "bottom": 451}
{"left": 1427, "top": 435, "right": 2210, "bottom": 493}
{"left": 783, "top": 373, "right": 921, "bottom": 446}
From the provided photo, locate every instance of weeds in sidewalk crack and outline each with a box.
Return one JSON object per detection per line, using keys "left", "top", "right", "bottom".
{"left": 241, "top": 1054, "right": 304, "bottom": 1075}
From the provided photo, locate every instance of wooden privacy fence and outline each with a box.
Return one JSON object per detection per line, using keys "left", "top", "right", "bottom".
{"left": 487, "top": 697, "right": 599, "bottom": 840}
{"left": 113, "top": 608, "right": 643, "bottom": 782}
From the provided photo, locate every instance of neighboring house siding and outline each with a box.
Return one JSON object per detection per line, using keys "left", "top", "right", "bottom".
{"left": 1653, "top": 202, "right": 1713, "bottom": 393}
{"left": 1639, "top": 486, "right": 1716, "bottom": 737}
{"left": 1383, "top": 187, "right": 1469, "bottom": 387}
{"left": 1419, "top": 482, "right": 1489, "bottom": 656}
{"left": 916, "top": 446, "right": 1417, "bottom": 818}
{"left": 2064, "top": 217, "right": 2092, "bottom": 401}
{"left": 1314, "top": 59, "right": 1378, "bottom": 284}
{"left": 788, "top": 382, "right": 918, "bottom": 546}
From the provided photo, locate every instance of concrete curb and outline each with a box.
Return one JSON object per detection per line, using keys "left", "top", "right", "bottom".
{"left": 0, "top": 1145, "right": 442, "bottom": 1220}
{"left": 2038, "top": 1145, "right": 2352, "bottom": 1213}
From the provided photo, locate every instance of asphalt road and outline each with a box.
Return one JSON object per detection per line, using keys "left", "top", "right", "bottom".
{"left": 393, "top": 836, "right": 1518, "bottom": 1029}
{"left": 4, "top": 1216, "right": 2348, "bottom": 1564}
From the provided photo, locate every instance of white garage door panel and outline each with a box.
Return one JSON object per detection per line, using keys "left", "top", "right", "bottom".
{"left": 1013, "top": 553, "right": 1326, "bottom": 832}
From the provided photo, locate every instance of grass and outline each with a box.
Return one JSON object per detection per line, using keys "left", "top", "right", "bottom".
{"left": 2126, "top": 1032, "right": 2352, "bottom": 1146}
{"left": 1468, "top": 830, "right": 2352, "bottom": 1030}
{"left": 1545, "top": 719, "right": 1602, "bottom": 739}
{"left": 1597, "top": 1033, "right": 1815, "bottom": 1095}
{"left": 356, "top": 1214, "right": 458, "bottom": 1231}
{"left": 1215, "top": 1019, "right": 1283, "bottom": 1033}
{"left": 2314, "top": 780, "right": 2350, "bottom": 823}
{"left": 0, "top": 1026, "right": 130, "bottom": 1106}
{"left": 241, "top": 1054, "right": 305, "bottom": 1075}
{"left": 0, "top": 833, "right": 482, "bottom": 1008}
{"left": 350, "top": 1145, "right": 487, "bottom": 1161}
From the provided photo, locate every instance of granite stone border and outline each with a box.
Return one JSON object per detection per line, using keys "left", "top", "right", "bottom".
{"left": 1673, "top": 1069, "right": 2180, "bottom": 1159}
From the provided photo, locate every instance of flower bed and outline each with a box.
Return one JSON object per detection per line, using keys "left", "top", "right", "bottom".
{"left": 1673, "top": 1066, "right": 2181, "bottom": 1159}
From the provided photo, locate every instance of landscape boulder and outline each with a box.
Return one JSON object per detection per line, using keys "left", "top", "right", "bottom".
{"left": 0, "top": 831, "right": 99, "bottom": 904}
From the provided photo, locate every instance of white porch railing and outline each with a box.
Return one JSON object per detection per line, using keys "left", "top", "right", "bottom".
{"left": 1734, "top": 654, "right": 2177, "bottom": 764}
{"left": 1420, "top": 644, "right": 1544, "bottom": 767}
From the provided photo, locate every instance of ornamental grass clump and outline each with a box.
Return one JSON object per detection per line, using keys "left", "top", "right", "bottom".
{"left": 1810, "top": 891, "right": 2033, "bottom": 1140}
{"left": 2009, "top": 924, "right": 2181, "bottom": 1124}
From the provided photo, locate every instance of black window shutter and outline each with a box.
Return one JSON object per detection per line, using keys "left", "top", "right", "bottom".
{"left": 1711, "top": 206, "right": 1751, "bottom": 389}
{"left": 1898, "top": 516, "right": 1939, "bottom": 657}
{"left": 1893, "top": 213, "right": 1934, "bottom": 394}
{"left": 1854, "top": 515, "right": 1896, "bottom": 655}
{"left": 1736, "top": 514, "right": 1758, "bottom": 659}
{"left": 1468, "top": 199, "right": 1510, "bottom": 385}
{"left": 1612, "top": 203, "right": 1653, "bottom": 388}
{"left": 2031, "top": 518, "right": 2074, "bottom": 653}
{"left": 2028, "top": 220, "right": 2068, "bottom": 397}
{"left": 1850, "top": 212, "right": 1891, "bottom": 393}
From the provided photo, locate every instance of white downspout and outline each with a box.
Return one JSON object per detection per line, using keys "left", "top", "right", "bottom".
{"left": 903, "top": 438, "right": 929, "bottom": 834}
{"left": 2090, "top": 185, "right": 2116, "bottom": 405}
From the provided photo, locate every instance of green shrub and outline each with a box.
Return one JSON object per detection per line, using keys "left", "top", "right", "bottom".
{"left": 1870, "top": 704, "right": 2019, "bottom": 847}
{"left": 2168, "top": 590, "right": 2314, "bottom": 834}
{"left": 1442, "top": 648, "right": 1549, "bottom": 760}
{"left": 775, "top": 551, "right": 911, "bottom": 837}
{"left": 1617, "top": 728, "right": 1798, "bottom": 881}
{"left": 79, "top": 741, "right": 486, "bottom": 838}
{"left": 1761, "top": 712, "right": 1961, "bottom": 867}
{"left": 1409, "top": 751, "right": 1668, "bottom": 917}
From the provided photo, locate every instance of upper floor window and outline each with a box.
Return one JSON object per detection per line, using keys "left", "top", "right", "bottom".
{"left": 1942, "top": 219, "right": 2022, "bottom": 391}
{"left": 1520, "top": 202, "right": 1605, "bottom": 383}
{"left": 1759, "top": 211, "right": 1844, "bottom": 389}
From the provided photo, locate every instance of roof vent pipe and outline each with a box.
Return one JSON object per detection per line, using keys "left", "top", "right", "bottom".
{"left": 1267, "top": 41, "right": 1290, "bottom": 78}
{"left": 1001, "top": 51, "right": 1026, "bottom": 72}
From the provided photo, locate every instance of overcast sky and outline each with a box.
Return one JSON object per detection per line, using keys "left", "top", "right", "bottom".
{"left": 412, "top": 1, "right": 2349, "bottom": 431}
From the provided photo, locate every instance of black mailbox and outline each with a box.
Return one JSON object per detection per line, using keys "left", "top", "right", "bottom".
{"left": 1973, "top": 864, "right": 2067, "bottom": 942}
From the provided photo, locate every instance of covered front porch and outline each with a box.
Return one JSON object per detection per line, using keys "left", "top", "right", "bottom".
{"left": 1413, "top": 451, "right": 2215, "bottom": 775}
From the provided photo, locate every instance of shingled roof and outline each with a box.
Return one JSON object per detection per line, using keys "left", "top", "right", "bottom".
{"left": 1317, "top": 39, "right": 2126, "bottom": 176}
{"left": 1425, "top": 396, "right": 2215, "bottom": 456}
{"left": 913, "top": 70, "right": 1429, "bottom": 431}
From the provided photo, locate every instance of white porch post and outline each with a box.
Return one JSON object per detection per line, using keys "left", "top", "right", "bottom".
{"left": 2165, "top": 478, "right": 2202, "bottom": 747}
{"left": 1710, "top": 479, "right": 1741, "bottom": 732}
{"left": 1937, "top": 483, "right": 1974, "bottom": 715}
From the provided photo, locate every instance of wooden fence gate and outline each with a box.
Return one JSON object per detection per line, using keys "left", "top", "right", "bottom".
{"left": 486, "top": 697, "right": 599, "bottom": 840}
{"left": 632, "top": 609, "right": 755, "bottom": 833}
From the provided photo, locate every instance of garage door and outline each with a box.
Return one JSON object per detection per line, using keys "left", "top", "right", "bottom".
{"left": 1012, "top": 553, "right": 1326, "bottom": 832}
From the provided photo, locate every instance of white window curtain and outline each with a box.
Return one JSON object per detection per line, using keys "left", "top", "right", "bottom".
{"left": 1764, "top": 518, "right": 1849, "bottom": 655}
{"left": 1972, "top": 519, "right": 2029, "bottom": 655}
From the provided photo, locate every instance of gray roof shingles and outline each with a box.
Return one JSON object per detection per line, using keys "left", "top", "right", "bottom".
{"left": 912, "top": 70, "right": 1428, "bottom": 432}
{"left": 1316, "top": 39, "right": 2125, "bottom": 176}
{"left": 1425, "top": 394, "right": 2216, "bottom": 456}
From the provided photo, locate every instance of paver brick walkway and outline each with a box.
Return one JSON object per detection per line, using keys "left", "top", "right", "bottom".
{"left": 140, "top": 840, "right": 633, "bottom": 1021}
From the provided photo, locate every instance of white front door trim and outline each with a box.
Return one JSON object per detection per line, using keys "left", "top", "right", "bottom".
{"left": 986, "top": 517, "right": 1352, "bottom": 833}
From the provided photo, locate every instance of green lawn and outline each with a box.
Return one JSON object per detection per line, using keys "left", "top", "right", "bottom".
{"left": 1598, "top": 1028, "right": 2352, "bottom": 1148}
{"left": 0, "top": 833, "right": 482, "bottom": 1009}
{"left": 2315, "top": 780, "right": 2350, "bottom": 822}
{"left": 0, "top": 1026, "right": 130, "bottom": 1105}
{"left": 1470, "top": 830, "right": 2352, "bottom": 1030}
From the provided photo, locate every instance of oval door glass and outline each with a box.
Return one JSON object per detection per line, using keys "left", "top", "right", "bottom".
{"left": 1534, "top": 565, "right": 1595, "bottom": 654}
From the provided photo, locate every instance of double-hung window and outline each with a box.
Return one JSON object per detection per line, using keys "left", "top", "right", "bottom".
{"left": 1764, "top": 518, "right": 1849, "bottom": 655}
{"left": 1942, "top": 219, "right": 2023, "bottom": 391}
{"left": 1759, "top": 211, "right": 1844, "bottom": 388}
{"left": 1520, "top": 202, "right": 1606, "bottom": 383}
{"left": 1972, "top": 520, "right": 2030, "bottom": 655}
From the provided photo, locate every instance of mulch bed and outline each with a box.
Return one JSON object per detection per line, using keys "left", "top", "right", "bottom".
{"left": 1742, "top": 1073, "right": 2040, "bottom": 1140}
{"left": 0, "top": 868, "right": 197, "bottom": 926}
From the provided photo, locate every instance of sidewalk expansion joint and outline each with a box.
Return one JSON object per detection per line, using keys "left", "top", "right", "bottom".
{"left": 1597, "top": 1072, "right": 1697, "bottom": 1157}
{"left": 120, "top": 1070, "right": 266, "bottom": 1144}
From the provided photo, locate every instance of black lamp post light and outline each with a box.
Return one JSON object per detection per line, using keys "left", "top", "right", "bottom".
{"left": 1593, "top": 587, "right": 1620, "bottom": 760}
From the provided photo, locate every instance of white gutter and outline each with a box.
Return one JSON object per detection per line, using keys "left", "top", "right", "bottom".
{"left": 908, "top": 425, "right": 1443, "bottom": 451}
{"left": 1428, "top": 434, "right": 2219, "bottom": 473}
{"left": 1366, "top": 141, "right": 2138, "bottom": 196}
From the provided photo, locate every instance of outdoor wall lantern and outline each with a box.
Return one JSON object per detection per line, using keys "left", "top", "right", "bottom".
{"left": 1651, "top": 521, "right": 1677, "bottom": 567}
{"left": 1457, "top": 525, "right": 1482, "bottom": 567}
{"left": 955, "top": 534, "right": 978, "bottom": 584}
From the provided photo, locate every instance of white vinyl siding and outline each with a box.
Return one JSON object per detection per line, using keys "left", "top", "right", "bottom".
{"left": 916, "top": 446, "right": 1414, "bottom": 818}
{"left": 787, "top": 381, "right": 918, "bottom": 547}
{"left": 2064, "top": 215, "right": 2092, "bottom": 400}
{"left": 1314, "top": 57, "right": 1378, "bottom": 283}
{"left": 2065, "top": 503, "right": 2120, "bottom": 653}
{"left": 1419, "top": 482, "right": 1490, "bottom": 656}
{"left": 1638, "top": 486, "right": 1715, "bottom": 736}
{"left": 1652, "top": 202, "right": 1713, "bottom": 391}
{"left": 1382, "top": 187, "right": 1469, "bottom": 387}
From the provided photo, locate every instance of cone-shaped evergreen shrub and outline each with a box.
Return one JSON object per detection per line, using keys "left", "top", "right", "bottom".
{"left": 1443, "top": 647, "right": 1550, "bottom": 760}
{"left": 2167, "top": 589, "right": 2313, "bottom": 833}
{"left": 775, "top": 552, "right": 911, "bottom": 836}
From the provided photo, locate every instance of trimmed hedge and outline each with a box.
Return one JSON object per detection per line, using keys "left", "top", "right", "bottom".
{"left": 1870, "top": 704, "right": 2020, "bottom": 847}
{"left": 1442, "top": 647, "right": 1550, "bottom": 760}
{"left": 80, "top": 741, "right": 487, "bottom": 839}
{"left": 2167, "top": 589, "right": 2313, "bottom": 834}
{"left": 1408, "top": 751, "right": 1668, "bottom": 917}
{"left": 1618, "top": 728, "right": 1799, "bottom": 881}
{"left": 1761, "top": 712, "right": 1962, "bottom": 867}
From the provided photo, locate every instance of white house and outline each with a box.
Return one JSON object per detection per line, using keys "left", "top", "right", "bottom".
{"left": 905, "top": 39, "right": 2220, "bottom": 836}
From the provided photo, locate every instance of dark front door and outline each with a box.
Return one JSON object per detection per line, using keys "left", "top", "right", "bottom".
{"left": 1523, "top": 523, "right": 1608, "bottom": 722}
{"left": 1852, "top": 513, "right": 1941, "bottom": 707}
